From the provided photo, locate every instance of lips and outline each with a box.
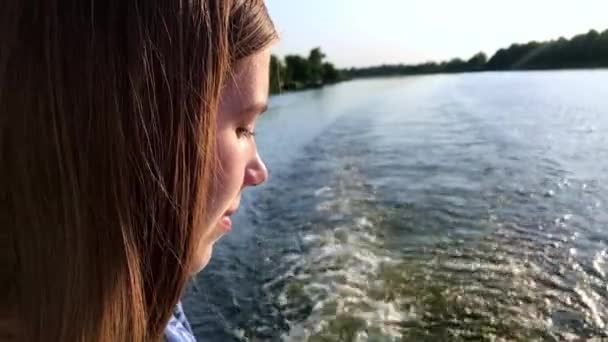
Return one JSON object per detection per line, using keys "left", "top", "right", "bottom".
{"left": 219, "top": 215, "right": 232, "bottom": 232}
{"left": 224, "top": 199, "right": 240, "bottom": 217}
{"left": 219, "top": 204, "right": 239, "bottom": 232}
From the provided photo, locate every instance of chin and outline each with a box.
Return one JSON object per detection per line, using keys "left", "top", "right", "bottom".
{"left": 189, "top": 244, "right": 213, "bottom": 275}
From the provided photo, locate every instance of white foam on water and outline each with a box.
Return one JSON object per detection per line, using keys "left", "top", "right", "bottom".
{"left": 314, "top": 186, "right": 333, "bottom": 197}
{"left": 277, "top": 213, "right": 407, "bottom": 340}
{"left": 262, "top": 257, "right": 308, "bottom": 292}
{"left": 355, "top": 216, "right": 373, "bottom": 228}
{"left": 574, "top": 284, "right": 605, "bottom": 330}
{"left": 592, "top": 250, "right": 607, "bottom": 279}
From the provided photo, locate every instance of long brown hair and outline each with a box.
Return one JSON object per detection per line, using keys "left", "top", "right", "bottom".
{"left": 0, "top": 0, "right": 276, "bottom": 340}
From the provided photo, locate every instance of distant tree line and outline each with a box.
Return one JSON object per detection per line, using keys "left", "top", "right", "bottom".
{"left": 270, "top": 47, "right": 346, "bottom": 94}
{"left": 345, "top": 28, "right": 608, "bottom": 78}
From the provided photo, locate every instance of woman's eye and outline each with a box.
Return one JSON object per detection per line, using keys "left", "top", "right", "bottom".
{"left": 236, "top": 127, "right": 256, "bottom": 139}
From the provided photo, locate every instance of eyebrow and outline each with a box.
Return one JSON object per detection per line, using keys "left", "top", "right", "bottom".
{"left": 242, "top": 102, "right": 269, "bottom": 117}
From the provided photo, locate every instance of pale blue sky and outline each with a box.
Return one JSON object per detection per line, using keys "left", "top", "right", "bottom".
{"left": 265, "top": 0, "right": 608, "bottom": 68}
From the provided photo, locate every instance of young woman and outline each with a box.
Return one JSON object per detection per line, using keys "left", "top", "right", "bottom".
{"left": 1, "top": 0, "right": 276, "bottom": 341}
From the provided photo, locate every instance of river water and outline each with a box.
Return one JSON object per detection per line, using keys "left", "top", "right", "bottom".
{"left": 184, "top": 70, "right": 608, "bottom": 341}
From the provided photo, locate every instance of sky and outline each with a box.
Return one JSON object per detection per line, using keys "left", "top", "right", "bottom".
{"left": 265, "top": 0, "right": 608, "bottom": 68}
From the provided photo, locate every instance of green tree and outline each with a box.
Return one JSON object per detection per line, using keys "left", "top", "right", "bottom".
{"left": 269, "top": 54, "right": 284, "bottom": 94}
{"left": 322, "top": 62, "right": 340, "bottom": 83}
{"left": 467, "top": 52, "right": 487, "bottom": 70}
{"left": 599, "top": 29, "right": 608, "bottom": 66}
{"left": 284, "top": 55, "right": 311, "bottom": 86}
{"left": 308, "top": 47, "right": 326, "bottom": 85}
{"left": 347, "top": 26, "right": 608, "bottom": 78}
{"left": 444, "top": 58, "right": 466, "bottom": 72}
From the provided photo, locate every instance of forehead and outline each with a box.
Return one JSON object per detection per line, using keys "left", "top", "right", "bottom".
{"left": 222, "top": 49, "right": 270, "bottom": 108}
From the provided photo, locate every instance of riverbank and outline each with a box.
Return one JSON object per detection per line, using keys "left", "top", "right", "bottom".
{"left": 344, "top": 28, "right": 608, "bottom": 79}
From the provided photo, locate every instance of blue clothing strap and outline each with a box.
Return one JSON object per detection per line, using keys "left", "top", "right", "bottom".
{"left": 164, "top": 302, "right": 196, "bottom": 342}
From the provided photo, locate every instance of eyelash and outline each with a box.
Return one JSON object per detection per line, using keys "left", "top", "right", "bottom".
{"left": 236, "top": 127, "right": 256, "bottom": 139}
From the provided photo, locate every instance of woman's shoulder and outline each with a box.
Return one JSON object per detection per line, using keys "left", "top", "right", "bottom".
{"left": 164, "top": 302, "right": 196, "bottom": 342}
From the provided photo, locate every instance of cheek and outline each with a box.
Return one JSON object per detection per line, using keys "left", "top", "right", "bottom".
{"left": 215, "top": 132, "right": 246, "bottom": 192}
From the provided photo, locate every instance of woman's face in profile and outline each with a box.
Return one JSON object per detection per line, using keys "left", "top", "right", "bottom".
{"left": 190, "top": 48, "right": 271, "bottom": 274}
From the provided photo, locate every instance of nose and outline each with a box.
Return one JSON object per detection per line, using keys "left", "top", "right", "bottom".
{"left": 244, "top": 151, "right": 268, "bottom": 187}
